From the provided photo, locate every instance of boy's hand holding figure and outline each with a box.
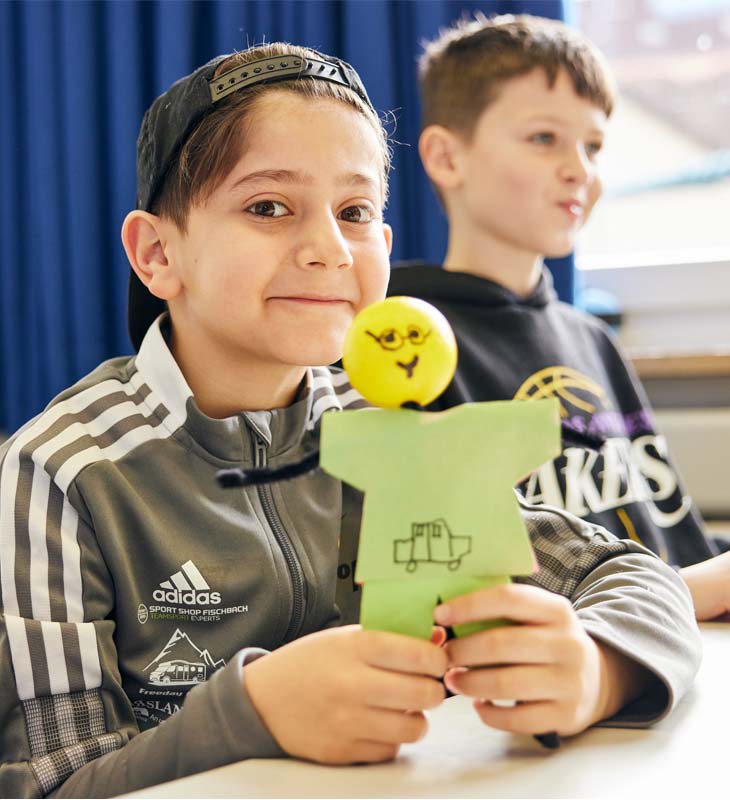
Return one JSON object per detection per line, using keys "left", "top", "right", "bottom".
{"left": 244, "top": 625, "right": 448, "bottom": 764}
{"left": 436, "top": 583, "right": 652, "bottom": 737}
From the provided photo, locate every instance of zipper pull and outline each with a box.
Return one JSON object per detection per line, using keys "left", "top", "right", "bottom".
{"left": 253, "top": 434, "right": 268, "bottom": 469}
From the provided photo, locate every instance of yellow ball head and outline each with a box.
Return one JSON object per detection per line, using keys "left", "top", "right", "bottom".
{"left": 342, "top": 296, "right": 458, "bottom": 408}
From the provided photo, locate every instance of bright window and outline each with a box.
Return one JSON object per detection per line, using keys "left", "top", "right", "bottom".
{"left": 573, "top": 0, "right": 730, "bottom": 270}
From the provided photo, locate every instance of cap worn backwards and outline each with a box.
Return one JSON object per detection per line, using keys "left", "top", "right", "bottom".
{"left": 128, "top": 49, "right": 374, "bottom": 352}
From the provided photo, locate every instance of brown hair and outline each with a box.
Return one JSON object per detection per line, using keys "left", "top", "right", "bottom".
{"left": 419, "top": 13, "right": 615, "bottom": 139}
{"left": 153, "top": 43, "right": 391, "bottom": 230}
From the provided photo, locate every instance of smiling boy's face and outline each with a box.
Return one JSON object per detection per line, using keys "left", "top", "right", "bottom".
{"left": 444, "top": 67, "right": 607, "bottom": 260}
{"left": 160, "top": 91, "right": 392, "bottom": 376}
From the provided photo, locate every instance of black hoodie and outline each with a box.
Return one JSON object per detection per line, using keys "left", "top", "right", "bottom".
{"left": 388, "top": 262, "right": 716, "bottom": 569}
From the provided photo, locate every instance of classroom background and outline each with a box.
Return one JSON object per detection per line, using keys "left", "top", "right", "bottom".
{"left": 0, "top": 0, "right": 572, "bottom": 435}
{"left": 1, "top": 0, "right": 729, "bottom": 525}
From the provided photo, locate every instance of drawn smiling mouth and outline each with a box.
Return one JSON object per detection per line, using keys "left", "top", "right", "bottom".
{"left": 396, "top": 355, "right": 419, "bottom": 378}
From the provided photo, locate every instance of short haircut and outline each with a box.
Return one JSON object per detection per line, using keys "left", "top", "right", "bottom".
{"left": 419, "top": 13, "right": 615, "bottom": 139}
{"left": 153, "top": 43, "right": 392, "bottom": 230}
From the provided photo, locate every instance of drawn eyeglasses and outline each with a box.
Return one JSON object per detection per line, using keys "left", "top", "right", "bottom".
{"left": 365, "top": 326, "right": 431, "bottom": 351}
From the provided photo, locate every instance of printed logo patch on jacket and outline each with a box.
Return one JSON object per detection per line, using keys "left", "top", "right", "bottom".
{"left": 154, "top": 560, "right": 222, "bottom": 606}
{"left": 141, "top": 560, "right": 249, "bottom": 624}
{"left": 144, "top": 628, "right": 225, "bottom": 687}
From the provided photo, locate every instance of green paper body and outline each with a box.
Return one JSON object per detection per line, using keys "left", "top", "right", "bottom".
{"left": 320, "top": 399, "right": 560, "bottom": 638}
{"left": 360, "top": 574, "right": 512, "bottom": 640}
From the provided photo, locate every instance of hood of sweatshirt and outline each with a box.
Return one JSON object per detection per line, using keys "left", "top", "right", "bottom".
{"left": 388, "top": 262, "right": 556, "bottom": 310}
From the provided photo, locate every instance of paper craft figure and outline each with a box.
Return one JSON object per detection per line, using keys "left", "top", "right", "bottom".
{"left": 217, "top": 296, "right": 560, "bottom": 641}
{"left": 318, "top": 296, "right": 560, "bottom": 640}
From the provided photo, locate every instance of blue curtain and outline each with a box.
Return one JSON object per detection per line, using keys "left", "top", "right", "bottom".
{"left": 0, "top": 0, "right": 568, "bottom": 433}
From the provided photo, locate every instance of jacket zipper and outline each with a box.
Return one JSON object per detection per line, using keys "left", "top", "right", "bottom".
{"left": 252, "top": 432, "right": 306, "bottom": 641}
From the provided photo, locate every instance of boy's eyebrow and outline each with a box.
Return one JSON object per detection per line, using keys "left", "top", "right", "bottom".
{"left": 230, "top": 169, "right": 380, "bottom": 192}
{"left": 522, "top": 114, "right": 605, "bottom": 135}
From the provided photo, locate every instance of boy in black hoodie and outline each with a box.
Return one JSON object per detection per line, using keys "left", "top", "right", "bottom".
{"left": 389, "top": 13, "right": 730, "bottom": 621}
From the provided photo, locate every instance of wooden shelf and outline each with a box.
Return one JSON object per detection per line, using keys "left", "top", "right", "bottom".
{"left": 630, "top": 351, "right": 730, "bottom": 379}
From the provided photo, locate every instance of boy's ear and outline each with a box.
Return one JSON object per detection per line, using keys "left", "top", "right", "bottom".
{"left": 121, "top": 211, "right": 183, "bottom": 301}
{"left": 419, "top": 125, "right": 464, "bottom": 192}
{"left": 382, "top": 222, "right": 393, "bottom": 256}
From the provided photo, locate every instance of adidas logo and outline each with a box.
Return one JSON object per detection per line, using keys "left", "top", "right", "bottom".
{"left": 153, "top": 560, "right": 222, "bottom": 606}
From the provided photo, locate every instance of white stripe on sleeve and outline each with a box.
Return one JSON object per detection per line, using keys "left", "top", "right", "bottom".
{"left": 76, "top": 622, "right": 102, "bottom": 690}
{"left": 5, "top": 615, "right": 35, "bottom": 700}
{"left": 60, "top": 497, "right": 84, "bottom": 623}
{"left": 40, "top": 621, "right": 71, "bottom": 695}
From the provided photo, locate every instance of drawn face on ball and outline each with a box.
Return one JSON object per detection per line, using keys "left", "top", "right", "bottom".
{"left": 342, "top": 296, "right": 458, "bottom": 408}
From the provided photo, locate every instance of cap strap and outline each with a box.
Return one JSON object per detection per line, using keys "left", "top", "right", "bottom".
{"left": 209, "top": 55, "right": 370, "bottom": 107}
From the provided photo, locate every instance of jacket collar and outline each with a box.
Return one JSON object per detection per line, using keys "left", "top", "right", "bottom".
{"left": 133, "top": 315, "right": 350, "bottom": 461}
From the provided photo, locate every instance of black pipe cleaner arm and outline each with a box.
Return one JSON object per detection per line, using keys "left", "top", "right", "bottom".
{"left": 215, "top": 423, "right": 605, "bottom": 489}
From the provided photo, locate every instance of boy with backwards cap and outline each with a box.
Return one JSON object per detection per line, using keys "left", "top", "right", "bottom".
{"left": 0, "top": 40, "right": 700, "bottom": 798}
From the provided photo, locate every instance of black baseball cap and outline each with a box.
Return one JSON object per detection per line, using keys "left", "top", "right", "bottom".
{"left": 128, "top": 48, "right": 375, "bottom": 351}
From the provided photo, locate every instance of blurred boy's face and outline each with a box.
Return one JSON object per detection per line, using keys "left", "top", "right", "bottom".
{"left": 162, "top": 92, "right": 391, "bottom": 375}
{"left": 448, "top": 67, "right": 606, "bottom": 259}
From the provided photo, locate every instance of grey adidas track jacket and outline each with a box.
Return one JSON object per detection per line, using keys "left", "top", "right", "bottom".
{"left": 0, "top": 318, "right": 701, "bottom": 798}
